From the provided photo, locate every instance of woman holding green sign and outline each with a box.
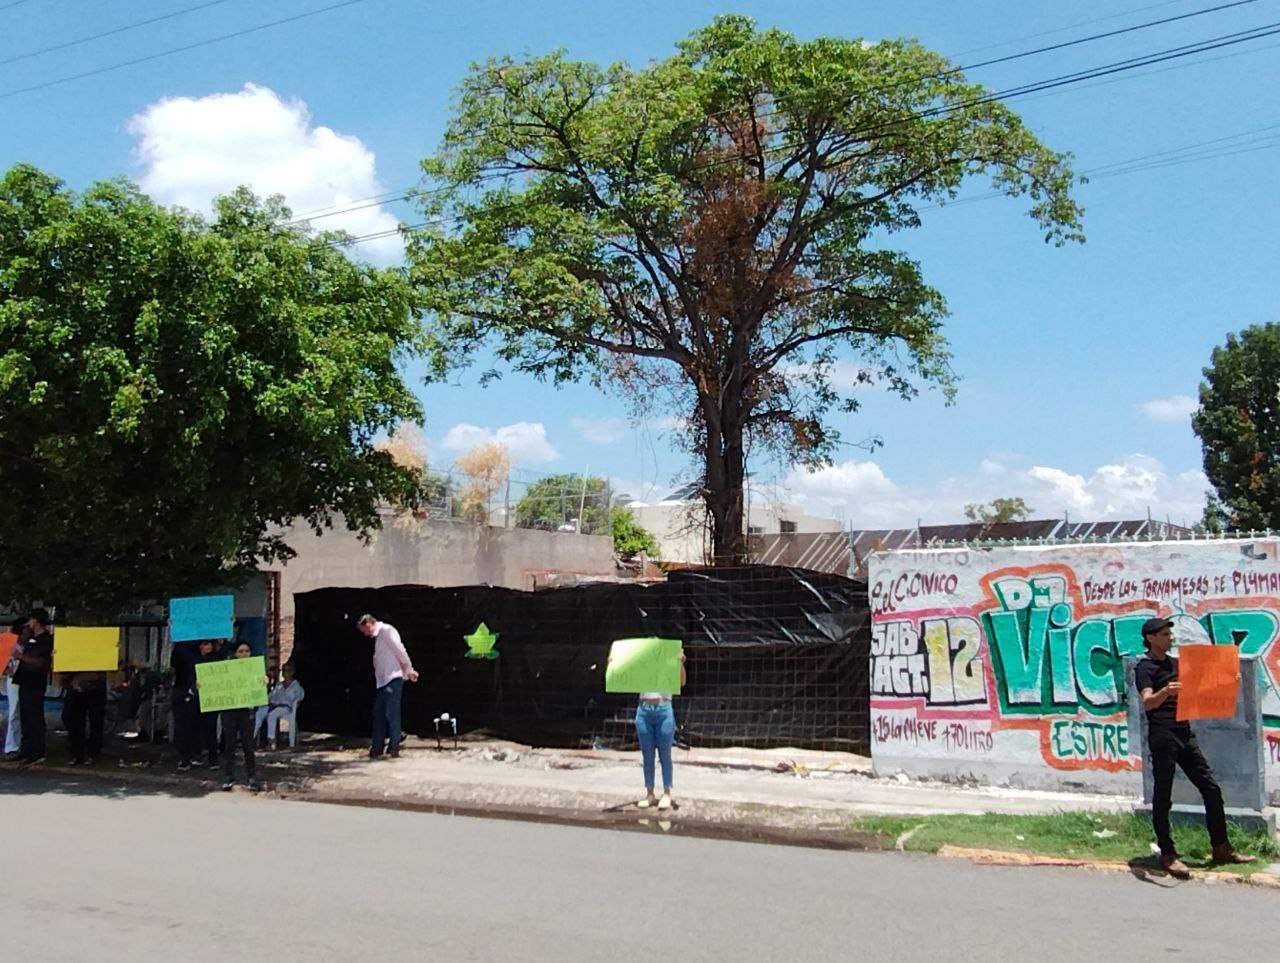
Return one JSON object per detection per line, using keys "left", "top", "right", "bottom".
{"left": 220, "top": 641, "right": 267, "bottom": 792}
{"left": 636, "top": 650, "right": 686, "bottom": 811}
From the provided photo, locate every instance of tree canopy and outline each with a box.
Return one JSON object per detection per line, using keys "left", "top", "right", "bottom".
{"left": 0, "top": 164, "right": 425, "bottom": 611}
{"left": 964, "top": 497, "right": 1033, "bottom": 524}
{"left": 610, "top": 504, "right": 659, "bottom": 560}
{"left": 1192, "top": 322, "right": 1280, "bottom": 531}
{"left": 409, "top": 15, "right": 1082, "bottom": 563}
{"left": 513, "top": 473, "right": 610, "bottom": 534}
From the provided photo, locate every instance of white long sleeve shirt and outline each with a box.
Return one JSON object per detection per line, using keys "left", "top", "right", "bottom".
{"left": 371, "top": 622, "right": 414, "bottom": 688}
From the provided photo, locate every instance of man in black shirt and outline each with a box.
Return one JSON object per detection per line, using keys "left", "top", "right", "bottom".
{"left": 1135, "top": 616, "right": 1254, "bottom": 877}
{"left": 12, "top": 608, "right": 52, "bottom": 765}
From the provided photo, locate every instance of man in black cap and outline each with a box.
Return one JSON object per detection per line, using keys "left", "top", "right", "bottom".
{"left": 1135, "top": 616, "right": 1254, "bottom": 877}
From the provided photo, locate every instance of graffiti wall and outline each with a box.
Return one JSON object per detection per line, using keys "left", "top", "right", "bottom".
{"left": 868, "top": 539, "right": 1280, "bottom": 795}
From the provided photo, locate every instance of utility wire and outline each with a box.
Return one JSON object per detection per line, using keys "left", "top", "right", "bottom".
{"left": 333, "top": 22, "right": 1280, "bottom": 249}
{"left": 0, "top": 0, "right": 235, "bottom": 67}
{"left": 289, "top": 1, "right": 1263, "bottom": 229}
{"left": 0, "top": 0, "right": 374, "bottom": 99}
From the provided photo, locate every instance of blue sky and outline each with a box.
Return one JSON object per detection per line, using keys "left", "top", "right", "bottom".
{"left": 5, "top": 0, "right": 1278, "bottom": 528}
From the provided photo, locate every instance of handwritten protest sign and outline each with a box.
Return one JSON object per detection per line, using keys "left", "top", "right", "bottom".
{"left": 0, "top": 631, "right": 17, "bottom": 671}
{"left": 1177, "top": 644, "right": 1239, "bottom": 721}
{"left": 605, "top": 637, "right": 683, "bottom": 694}
{"left": 169, "top": 594, "right": 234, "bottom": 642}
{"left": 196, "top": 656, "right": 268, "bottom": 713}
{"left": 53, "top": 627, "right": 120, "bottom": 672}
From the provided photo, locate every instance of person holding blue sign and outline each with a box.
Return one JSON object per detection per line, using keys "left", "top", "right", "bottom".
{"left": 636, "top": 651, "right": 686, "bottom": 811}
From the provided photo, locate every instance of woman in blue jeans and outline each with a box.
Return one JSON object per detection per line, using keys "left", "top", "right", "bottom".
{"left": 636, "top": 650, "right": 686, "bottom": 810}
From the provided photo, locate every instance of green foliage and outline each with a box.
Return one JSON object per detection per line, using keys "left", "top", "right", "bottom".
{"left": 610, "top": 504, "right": 659, "bottom": 560}
{"left": 513, "top": 473, "right": 610, "bottom": 533}
{"left": 1192, "top": 323, "right": 1280, "bottom": 531}
{"left": 0, "top": 164, "right": 425, "bottom": 610}
{"left": 964, "top": 497, "right": 1033, "bottom": 524}
{"left": 409, "top": 15, "right": 1082, "bottom": 563}
{"left": 852, "top": 811, "right": 1279, "bottom": 866}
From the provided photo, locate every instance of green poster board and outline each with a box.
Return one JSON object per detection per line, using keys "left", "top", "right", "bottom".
{"left": 605, "top": 637, "right": 683, "bottom": 694}
{"left": 196, "top": 656, "right": 268, "bottom": 712}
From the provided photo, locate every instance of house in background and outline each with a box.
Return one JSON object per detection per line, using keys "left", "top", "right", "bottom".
{"left": 753, "top": 517, "right": 1196, "bottom": 578}
{"left": 628, "top": 483, "right": 842, "bottom": 565}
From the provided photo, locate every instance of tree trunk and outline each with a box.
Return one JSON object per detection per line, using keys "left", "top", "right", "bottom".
{"left": 701, "top": 395, "right": 747, "bottom": 566}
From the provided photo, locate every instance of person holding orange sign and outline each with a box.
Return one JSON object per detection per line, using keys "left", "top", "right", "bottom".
{"left": 12, "top": 608, "right": 52, "bottom": 766}
{"left": 1135, "top": 617, "right": 1254, "bottom": 878}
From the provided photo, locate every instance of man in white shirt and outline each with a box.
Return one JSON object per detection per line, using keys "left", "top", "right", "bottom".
{"left": 357, "top": 614, "right": 418, "bottom": 759}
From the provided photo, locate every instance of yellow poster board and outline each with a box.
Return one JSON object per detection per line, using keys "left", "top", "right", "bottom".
{"left": 54, "top": 626, "right": 120, "bottom": 672}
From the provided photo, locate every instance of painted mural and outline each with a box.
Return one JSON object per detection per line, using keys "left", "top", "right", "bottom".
{"left": 868, "top": 539, "right": 1280, "bottom": 794}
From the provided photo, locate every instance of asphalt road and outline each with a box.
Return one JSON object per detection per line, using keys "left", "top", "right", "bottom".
{"left": 3, "top": 774, "right": 1274, "bottom": 962}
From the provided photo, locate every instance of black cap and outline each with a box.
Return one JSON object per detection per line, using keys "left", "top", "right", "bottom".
{"left": 1141, "top": 617, "right": 1173, "bottom": 641}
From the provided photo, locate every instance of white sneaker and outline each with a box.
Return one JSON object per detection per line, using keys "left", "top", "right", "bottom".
{"left": 657, "top": 793, "right": 673, "bottom": 811}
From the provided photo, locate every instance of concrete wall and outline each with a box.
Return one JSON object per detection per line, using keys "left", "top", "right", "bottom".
{"left": 267, "top": 512, "right": 615, "bottom": 653}
{"left": 868, "top": 539, "right": 1280, "bottom": 800}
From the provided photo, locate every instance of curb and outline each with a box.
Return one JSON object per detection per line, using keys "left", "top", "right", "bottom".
{"left": 936, "top": 845, "right": 1280, "bottom": 889}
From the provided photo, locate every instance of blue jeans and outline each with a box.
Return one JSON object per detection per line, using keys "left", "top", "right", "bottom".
{"left": 635, "top": 700, "right": 675, "bottom": 791}
{"left": 371, "top": 678, "right": 404, "bottom": 756}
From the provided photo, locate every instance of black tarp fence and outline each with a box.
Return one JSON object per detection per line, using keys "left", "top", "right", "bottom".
{"left": 294, "top": 566, "right": 870, "bottom": 752}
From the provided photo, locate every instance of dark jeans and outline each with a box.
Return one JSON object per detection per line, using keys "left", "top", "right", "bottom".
{"left": 63, "top": 687, "right": 106, "bottom": 762}
{"left": 17, "top": 684, "right": 45, "bottom": 760}
{"left": 172, "top": 695, "right": 198, "bottom": 765}
{"left": 371, "top": 678, "right": 404, "bottom": 757}
{"left": 1150, "top": 724, "right": 1228, "bottom": 857}
{"left": 199, "top": 711, "right": 219, "bottom": 765}
{"left": 221, "top": 708, "right": 257, "bottom": 784}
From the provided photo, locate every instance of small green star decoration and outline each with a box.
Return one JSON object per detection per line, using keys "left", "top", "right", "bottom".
{"left": 464, "top": 622, "right": 499, "bottom": 659}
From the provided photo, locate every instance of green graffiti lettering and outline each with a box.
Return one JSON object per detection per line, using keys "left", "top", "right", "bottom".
{"left": 1072, "top": 620, "right": 1120, "bottom": 708}
{"left": 1048, "top": 603, "right": 1075, "bottom": 706}
{"left": 1112, "top": 616, "right": 1148, "bottom": 658}
{"left": 1207, "top": 611, "right": 1279, "bottom": 656}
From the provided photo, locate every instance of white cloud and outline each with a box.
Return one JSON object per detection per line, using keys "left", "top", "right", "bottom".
{"left": 1138, "top": 394, "right": 1198, "bottom": 423}
{"left": 128, "top": 83, "right": 403, "bottom": 265}
{"left": 781, "top": 453, "right": 1208, "bottom": 529}
{"left": 571, "top": 416, "right": 628, "bottom": 444}
{"left": 440, "top": 421, "right": 559, "bottom": 464}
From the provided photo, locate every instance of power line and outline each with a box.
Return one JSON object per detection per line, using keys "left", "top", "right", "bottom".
{"left": 0, "top": 0, "right": 235, "bottom": 67}
{"left": 290, "top": 1, "right": 1262, "bottom": 230}
{"left": 0, "top": 0, "right": 30, "bottom": 10}
{"left": 0, "top": 0, "right": 375, "bottom": 99}
{"left": 329, "top": 18, "right": 1280, "bottom": 243}
{"left": 954, "top": 0, "right": 1201, "bottom": 57}
{"left": 957, "top": 0, "right": 1259, "bottom": 73}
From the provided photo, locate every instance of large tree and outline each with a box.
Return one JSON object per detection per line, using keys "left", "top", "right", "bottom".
{"left": 409, "top": 15, "right": 1082, "bottom": 563}
{"left": 0, "top": 164, "right": 425, "bottom": 611}
{"left": 1192, "top": 322, "right": 1280, "bottom": 531}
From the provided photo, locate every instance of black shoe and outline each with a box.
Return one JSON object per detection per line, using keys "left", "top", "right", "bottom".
{"left": 86, "top": 757, "right": 99, "bottom": 766}
{"left": 249, "top": 780, "right": 263, "bottom": 793}
{"left": 67, "top": 758, "right": 82, "bottom": 766}
{"left": 388, "top": 749, "right": 401, "bottom": 759}
{"left": 221, "top": 780, "right": 234, "bottom": 791}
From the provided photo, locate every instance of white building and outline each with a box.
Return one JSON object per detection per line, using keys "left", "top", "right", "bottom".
{"left": 628, "top": 484, "right": 842, "bottom": 564}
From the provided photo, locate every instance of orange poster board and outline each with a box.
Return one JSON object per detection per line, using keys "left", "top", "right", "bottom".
{"left": 1176, "top": 644, "right": 1239, "bottom": 721}
{"left": 0, "top": 631, "right": 16, "bottom": 671}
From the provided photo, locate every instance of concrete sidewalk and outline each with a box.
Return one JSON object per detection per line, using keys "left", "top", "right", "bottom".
{"left": 3, "top": 734, "right": 1138, "bottom": 838}
{"left": 270, "top": 736, "right": 1136, "bottom": 826}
